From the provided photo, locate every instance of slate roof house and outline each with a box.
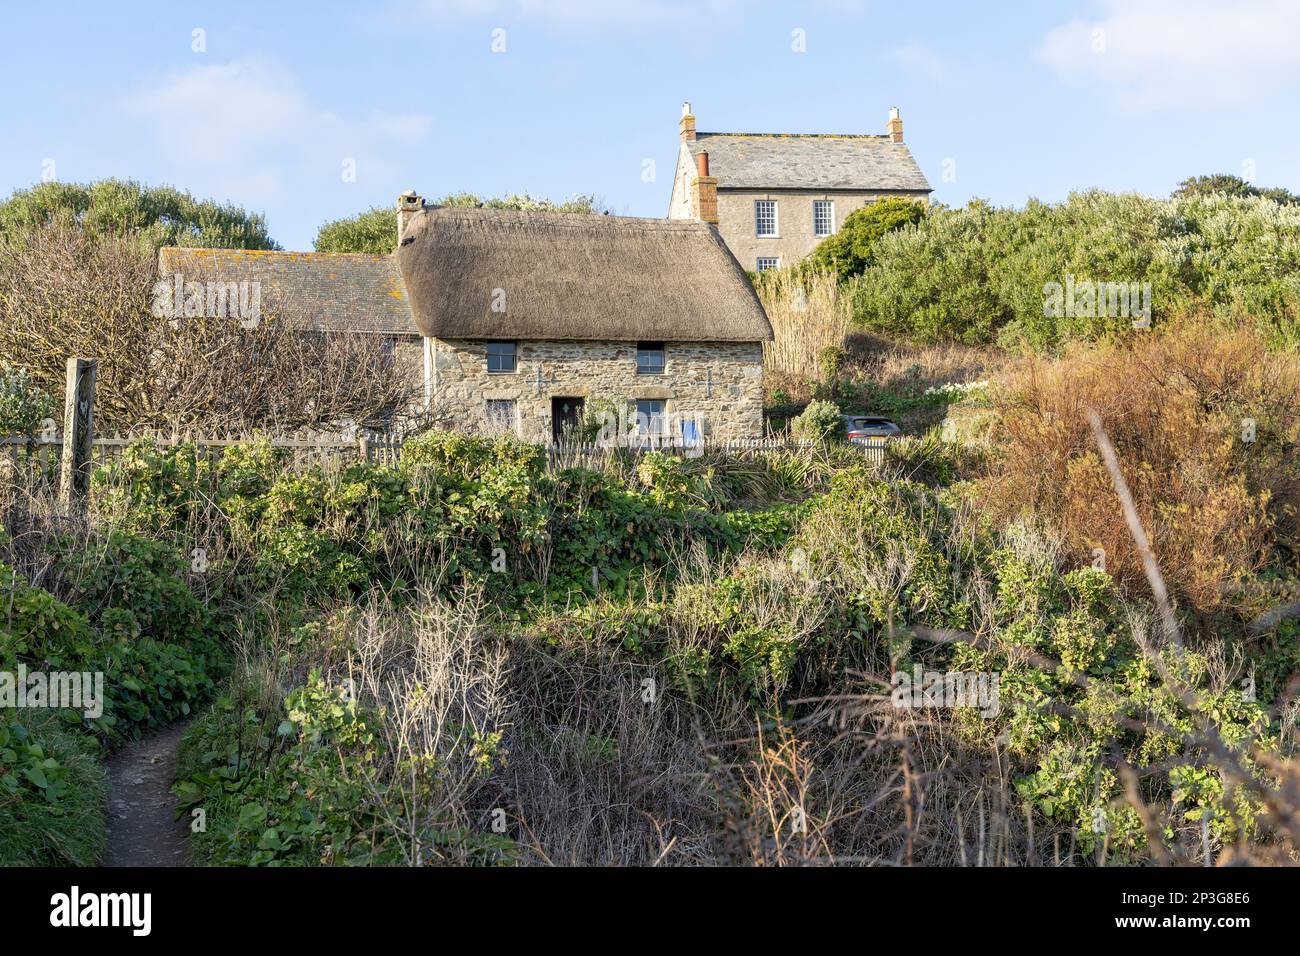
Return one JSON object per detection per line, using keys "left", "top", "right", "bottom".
{"left": 667, "top": 103, "right": 932, "bottom": 271}
{"left": 159, "top": 192, "right": 773, "bottom": 442}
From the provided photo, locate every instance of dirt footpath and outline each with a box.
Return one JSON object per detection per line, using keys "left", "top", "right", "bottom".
{"left": 103, "top": 722, "right": 192, "bottom": 867}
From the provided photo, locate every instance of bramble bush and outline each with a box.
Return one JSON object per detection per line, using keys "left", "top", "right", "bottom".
{"left": 93, "top": 434, "right": 806, "bottom": 609}
{"left": 4, "top": 423, "right": 1291, "bottom": 866}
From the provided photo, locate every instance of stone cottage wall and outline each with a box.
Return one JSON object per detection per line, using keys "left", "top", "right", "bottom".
{"left": 427, "top": 338, "right": 765, "bottom": 442}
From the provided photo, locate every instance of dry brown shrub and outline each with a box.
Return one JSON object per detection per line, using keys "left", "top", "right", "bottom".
{"left": 845, "top": 331, "right": 1004, "bottom": 387}
{"left": 975, "top": 319, "right": 1300, "bottom": 612}
{"left": 0, "top": 222, "right": 417, "bottom": 432}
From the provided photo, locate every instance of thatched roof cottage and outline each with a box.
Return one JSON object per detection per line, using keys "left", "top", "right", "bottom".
{"left": 159, "top": 192, "right": 772, "bottom": 442}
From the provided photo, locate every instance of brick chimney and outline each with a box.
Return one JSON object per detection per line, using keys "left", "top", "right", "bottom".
{"left": 397, "top": 189, "right": 422, "bottom": 243}
{"left": 887, "top": 107, "right": 904, "bottom": 143}
{"left": 680, "top": 101, "right": 696, "bottom": 142}
{"left": 690, "top": 150, "right": 718, "bottom": 225}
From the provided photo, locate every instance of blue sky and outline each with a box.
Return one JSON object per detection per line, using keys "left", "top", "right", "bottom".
{"left": 3, "top": 0, "right": 1298, "bottom": 250}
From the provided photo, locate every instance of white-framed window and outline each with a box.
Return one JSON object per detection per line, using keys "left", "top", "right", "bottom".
{"left": 635, "top": 399, "right": 666, "bottom": 436}
{"left": 485, "top": 399, "right": 517, "bottom": 434}
{"left": 756, "top": 257, "right": 780, "bottom": 272}
{"left": 813, "top": 199, "right": 835, "bottom": 237}
{"left": 755, "top": 199, "right": 778, "bottom": 237}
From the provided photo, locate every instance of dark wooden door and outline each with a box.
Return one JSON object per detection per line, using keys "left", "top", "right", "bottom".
{"left": 551, "top": 396, "right": 584, "bottom": 442}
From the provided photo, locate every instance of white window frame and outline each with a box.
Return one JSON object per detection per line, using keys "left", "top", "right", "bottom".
{"left": 755, "top": 199, "right": 778, "bottom": 238}
{"left": 813, "top": 199, "right": 835, "bottom": 237}
{"left": 756, "top": 257, "right": 780, "bottom": 272}
{"left": 485, "top": 398, "right": 517, "bottom": 435}
{"left": 635, "top": 399, "right": 666, "bottom": 438}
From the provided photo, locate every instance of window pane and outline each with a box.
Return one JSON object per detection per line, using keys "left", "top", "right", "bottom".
{"left": 636, "top": 342, "right": 664, "bottom": 375}
{"left": 755, "top": 200, "right": 777, "bottom": 236}
{"left": 814, "top": 200, "right": 834, "bottom": 237}
{"left": 635, "top": 399, "right": 665, "bottom": 435}
{"left": 485, "top": 399, "right": 515, "bottom": 433}
{"left": 486, "top": 341, "right": 516, "bottom": 373}
{"left": 756, "top": 257, "right": 779, "bottom": 272}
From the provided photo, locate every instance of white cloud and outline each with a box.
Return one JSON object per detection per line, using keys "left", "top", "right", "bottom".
{"left": 891, "top": 43, "right": 948, "bottom": 84}
{"left": 119, "top": 59, "right": 431, "bottom": 205}
{"left": 1038, "top": 0, "right": 1300, "bottom": 109}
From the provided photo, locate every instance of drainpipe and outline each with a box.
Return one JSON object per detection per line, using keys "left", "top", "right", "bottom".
{"left": 422, "top": 338, "right": 434, "bottom": 410}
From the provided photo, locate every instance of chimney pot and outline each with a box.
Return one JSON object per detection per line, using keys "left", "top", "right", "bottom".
{"left": 690, "top": 150, "right": 718, "bottom": 225}
{"left": 397, "top": 190, "right": 423, "bottom": 243}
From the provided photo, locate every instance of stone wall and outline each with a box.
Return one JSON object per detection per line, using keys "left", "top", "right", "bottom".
{"left": 427, "top": 338, "right": 765, "bottom": 441}
{"left": 715, "top": 188, "right": 928, "bottom": 270}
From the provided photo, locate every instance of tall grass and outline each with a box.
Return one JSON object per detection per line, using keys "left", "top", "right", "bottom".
{"left": 756, "top": 269, "right": 850, "bottom": 382}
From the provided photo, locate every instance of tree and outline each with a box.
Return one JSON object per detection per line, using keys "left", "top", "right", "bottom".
{"left": 803, "top": 197, "right": 927, "bottom": 278}
{"left": 315, "top": 192, "right": 602, "bottom": 253}
{"left": 1174, "top": 174, "right": 1300, "bottom": 206}
{"left": 0, "top": 179, "right": 279, "bottom": 250}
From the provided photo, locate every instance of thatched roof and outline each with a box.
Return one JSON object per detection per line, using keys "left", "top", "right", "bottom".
{"left": 157, "top": 248, "right": 417, "bottom": 335}
{"left": 687, "top": 133, "right": 931, "bottom": 192}
{"left": 397, "top": 207, "right": 772, "bottom": 342}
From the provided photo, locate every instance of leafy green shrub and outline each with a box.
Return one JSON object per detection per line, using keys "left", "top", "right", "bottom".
{"left": 787, "top": 469, "right": 1272, "bottom": 861}
{"left": 0, "top": 178, "right": 278, "bottom": 251}
{"left": 791, "top": 400, "right": 842, "bottom": 442}
{"left": 0, "top": 363, "right": 54, "bottom": 436}
{"left": 848, "top": 191, "right": 1300, "bottom": 349}
{"left": 93, "top": 435, "right": 803, "bottom": 611}
{"left": 55, "top": 531, "right": 215, "bottom": 649}
{"left": 0, "top": 712, "right": 107, "bottom": 865}
{"left": 0, "top": 559, "right": 220, "bottom": 742}
{"left": 804, "top": 197, "right": 927, "bottom": 279}
{"left": 177, "top": 671, "right": 402, "bottom": 865}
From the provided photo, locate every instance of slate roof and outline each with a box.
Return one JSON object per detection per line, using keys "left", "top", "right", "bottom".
{"left": 397, "top": 206, "right": 772, "bottom": 342}
{"left": 686, "top": 133, "right": 932, "bottom": 192}
{"left": 157, "top": 248, "right": 417, "bottom": 334}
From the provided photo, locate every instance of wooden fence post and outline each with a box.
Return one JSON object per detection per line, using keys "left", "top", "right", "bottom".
{"left": 59, "top": 357, "right": 96, "bottom": 506}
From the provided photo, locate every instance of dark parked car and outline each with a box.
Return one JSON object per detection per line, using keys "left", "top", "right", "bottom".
{"left": 843, "top": 415, "right": 902, "bottom": 445}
